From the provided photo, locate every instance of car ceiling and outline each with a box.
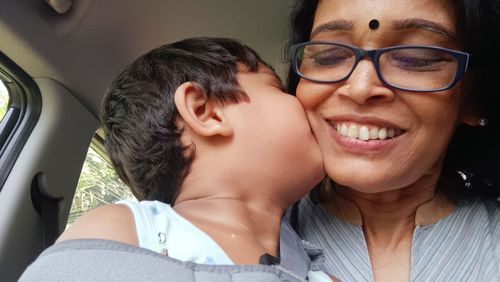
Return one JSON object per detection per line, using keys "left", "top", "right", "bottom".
{"left": 0, "top": 0, "right": 292, "bottom": 119}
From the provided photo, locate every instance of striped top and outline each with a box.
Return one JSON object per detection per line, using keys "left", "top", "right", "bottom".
{"left": 295, "top": 195, "right": 500, "bottom": 281}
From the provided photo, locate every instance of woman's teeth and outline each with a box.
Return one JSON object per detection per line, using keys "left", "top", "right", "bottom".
{"left": 335, "top": 123, "right": 401, "bottom": 141}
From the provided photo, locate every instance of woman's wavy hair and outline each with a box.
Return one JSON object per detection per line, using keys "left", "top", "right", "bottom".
{"left": 101, "top": 37, "right": 263, "bottom": 204}
{"left": 287, "top": 0, "right": 500, "bottom": 200}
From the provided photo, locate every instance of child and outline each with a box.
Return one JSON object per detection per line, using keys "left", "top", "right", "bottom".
{"left": 57, "top": 37, "right": 330, "bottom": 280}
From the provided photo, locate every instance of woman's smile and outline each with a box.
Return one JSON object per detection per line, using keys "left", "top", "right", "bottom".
{"left": 333, "top": 123, "right": 404, "bottom": 141}
{"left": 325, "top": 115, "right": 407, "bottom": 153}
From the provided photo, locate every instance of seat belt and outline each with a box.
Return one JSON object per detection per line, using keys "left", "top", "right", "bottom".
{"left": 31, "top": 173, "right": 61, "bottom": 248}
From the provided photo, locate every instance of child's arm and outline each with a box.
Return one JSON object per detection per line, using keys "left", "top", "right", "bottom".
{"left": 57, "top": 204, "right": 138, "bottom": 245}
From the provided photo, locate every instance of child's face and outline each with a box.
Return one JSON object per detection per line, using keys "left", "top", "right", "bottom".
{"left": 223, "top": 65, "right": 325, "bottom": 203}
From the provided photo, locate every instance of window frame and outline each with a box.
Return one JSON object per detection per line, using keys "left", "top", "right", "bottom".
{"left": 0, "top": 51, "right": 42, "bottom": 191}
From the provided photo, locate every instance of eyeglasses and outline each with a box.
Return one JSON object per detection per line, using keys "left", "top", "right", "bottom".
{"left": 290, "top": 41, "right": 470, "bottom": 92}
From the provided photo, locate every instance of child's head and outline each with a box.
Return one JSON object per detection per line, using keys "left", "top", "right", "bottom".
{"left": 102, "top": 37, "right": 324, "bottom": 205}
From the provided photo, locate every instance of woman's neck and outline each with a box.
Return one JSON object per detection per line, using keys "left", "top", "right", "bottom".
{"left": 327, "top": 179, "right": 439, "bottom": 282}
{"left": 334, "top": 181, "right": 436, "bottom": 243}
{"left": 173, "top": 196, "right": 285, "bottom": 264}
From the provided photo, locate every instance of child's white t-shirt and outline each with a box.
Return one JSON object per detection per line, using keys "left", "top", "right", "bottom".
{"left": 118, "top": 200, "right": 333, "bottom": 281}
{"left": 118, "top": 200, "right": 233, "bottom": 265}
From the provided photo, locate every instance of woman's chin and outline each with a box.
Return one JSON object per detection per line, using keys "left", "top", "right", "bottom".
{"left": 329, "top": 172, "right": 405, "bottom": 194}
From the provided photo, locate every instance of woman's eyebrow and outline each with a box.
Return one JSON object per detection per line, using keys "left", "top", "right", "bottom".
{"left": 310, "top": 19, "right": 354, "bottom": 38}
{"left": 311, "top": 18, "right": 456, "bottom": 42}
{"left": 392, "top": 18, "right": 457, "bottom": 41}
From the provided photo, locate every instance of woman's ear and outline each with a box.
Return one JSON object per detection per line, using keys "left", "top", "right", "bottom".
{"left": 462, "top": 113, "right": 481, "bottom": 126}
{"left": 462, "top": 114, "right": 487, "bottom": 127}
{"left": 459, "top": 72, "right": 485, "bottom": 127}
{"left": 461, "top": 98, "right": 481, "bottom": 126}
{"left": 174, "top": 82, "right": 233, "bottom": 137}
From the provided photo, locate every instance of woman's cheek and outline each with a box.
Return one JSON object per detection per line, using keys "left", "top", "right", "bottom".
{"left": 296, "top": 81, "right": 335, "bottom": 157}
{"left": 304, "top": 111, "right": 331, "bottom": 160}
{"left": 296, "top": 80, "right": 331, "bottom": 109}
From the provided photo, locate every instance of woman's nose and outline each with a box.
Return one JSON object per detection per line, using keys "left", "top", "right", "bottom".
{"left": 337, "top": 60, "right": 395, "bottom": 105}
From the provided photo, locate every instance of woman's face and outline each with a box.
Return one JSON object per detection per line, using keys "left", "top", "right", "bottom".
{"left": 296, "top": 0, "right": 473, "bottom": 193}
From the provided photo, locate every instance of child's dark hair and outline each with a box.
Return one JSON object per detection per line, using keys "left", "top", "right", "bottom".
{"left": 101, "top": 37, "right": 264, "bottom": 204}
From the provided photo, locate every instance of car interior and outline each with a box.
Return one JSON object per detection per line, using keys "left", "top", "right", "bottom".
{"left": 0, "top": 0, "right": 290, "bottom": 280}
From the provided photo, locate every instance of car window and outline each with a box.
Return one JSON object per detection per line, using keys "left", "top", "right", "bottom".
{"left": 0, "top": 58, "right": 42, "bottom": 191}
{"left": 67, "top": 135, "right": 135, "bottom": 226}
{"left": 0, "top": 79, "right": 8, "bottom": 120}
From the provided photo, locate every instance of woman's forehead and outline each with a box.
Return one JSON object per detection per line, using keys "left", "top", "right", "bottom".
{"left": 313, "top": 0, "right": 458, "bottom": 39}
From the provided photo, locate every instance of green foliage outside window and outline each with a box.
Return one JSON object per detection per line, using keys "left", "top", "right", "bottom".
{"left": 0, "top": 80, "right": 9, "bottom": 119}
{"left": 67, "top": 141, "right": 136, "bottom": 226}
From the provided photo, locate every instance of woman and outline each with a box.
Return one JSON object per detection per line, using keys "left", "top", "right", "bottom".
{"left": 287, "top": 0, "right": 500, "bottom": 281}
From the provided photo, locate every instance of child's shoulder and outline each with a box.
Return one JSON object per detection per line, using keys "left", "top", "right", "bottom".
{"left": 117, "top": 199, "right": 171, "bottom": 216}
{"left": 56, "top": 202, "right": 138, "bottom": 246}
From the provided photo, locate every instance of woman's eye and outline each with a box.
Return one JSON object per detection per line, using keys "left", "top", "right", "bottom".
{"left": 392, "top": 56, "right": 441, "bottom": 68}
{"left": 387, "top": 49, "right": 454, "bottom": 71}
{"left": 305, "top": 47, "right": 353, "bottom": 66}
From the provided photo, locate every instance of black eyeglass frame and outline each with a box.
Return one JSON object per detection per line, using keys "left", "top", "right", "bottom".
{"left": 290, "top": 41, "right": 471, "bottom": 92}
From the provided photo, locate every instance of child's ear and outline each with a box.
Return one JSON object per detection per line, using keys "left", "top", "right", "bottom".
{"left": 174, "top": 82, "right": 233, "bottom": 137}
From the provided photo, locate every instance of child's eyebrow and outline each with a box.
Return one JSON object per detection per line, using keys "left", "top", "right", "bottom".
{"left": 261, "top": 69, "right": 283, "bottom": 83}
{"left": 256, "top": 64, "right": 287, "bottom": 91}
{"left": 268, "top": 72, "right": 286, "bottom": 91}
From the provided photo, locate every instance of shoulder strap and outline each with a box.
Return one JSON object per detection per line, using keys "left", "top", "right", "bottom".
{"left": 20, "top": 239, "right": 308, "bottom": 282}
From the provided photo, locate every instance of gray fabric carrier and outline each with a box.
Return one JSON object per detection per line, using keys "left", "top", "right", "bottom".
{"left": 20, "top": 221, "right": 325, "bottom": 282}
